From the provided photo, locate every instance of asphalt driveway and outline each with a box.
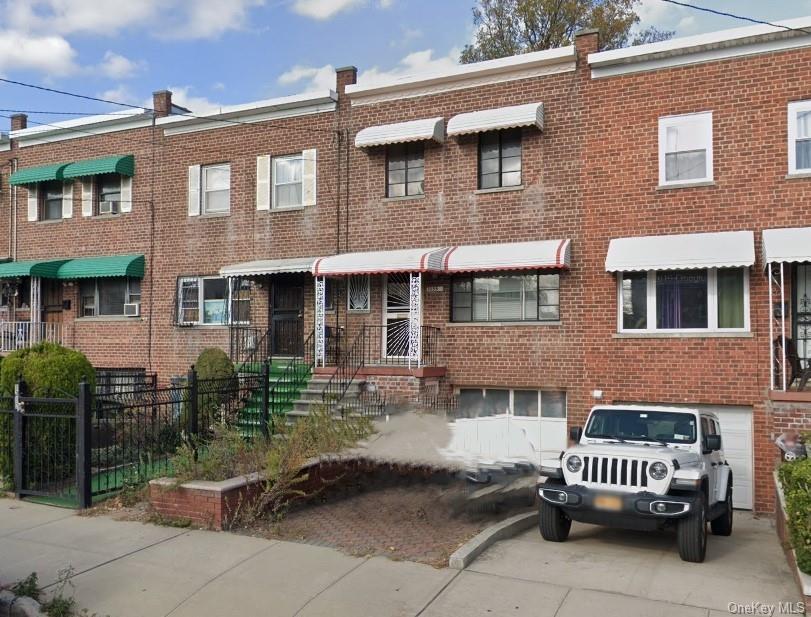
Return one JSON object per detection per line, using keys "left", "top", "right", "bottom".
{"left": 0, "top": 499, "right": 802, "bottom": 617}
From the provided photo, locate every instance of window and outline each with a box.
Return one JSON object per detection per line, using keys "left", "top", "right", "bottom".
{"left": 273, "top": 154, "right": 303, "bottom": 208}
{"left": 586, "top": 408, "right": 696, "bottom": 444}
{"left": 98, "top": 175, "right": 121, "bottom": 207}
{"left": 176, "top": 276, "right": 249, "bottom": 326}
{"left": 457, "top": 388, "right": 566, "bottom": 419}
{"left": 79, "top": 278, "right": 140, "bottom": 317}
{"left": 202, "top": 164, "right": 230, "bottom": 214}
{"left": 788, "top": 100, "right": 811, "bottom": 174}
{"left": 386, "top": 143, "right": 424, "bottom": 197}
{"left": 451, "top": 272, "right": 559, "bottom": 322}
{"left": 478, "top": 129, "right": 521, "bottom": 189}
{"left": 347, "top": 275, "right": 370, "bottom": 312}
{"left": 658, "top": 112, "right": 713, "bottom": 185}
{"left": 618, "top": 267, "right": 748, "bottom": 333}
{"left": 41, "top": 180, "right": 63, "bottom": 220}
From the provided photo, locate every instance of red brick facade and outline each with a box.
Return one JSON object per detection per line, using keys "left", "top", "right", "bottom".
{"left": 3, "top": 26, "right": 811, "bottom": 512}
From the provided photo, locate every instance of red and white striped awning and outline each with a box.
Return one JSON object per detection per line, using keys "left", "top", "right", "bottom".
{"left": 313, "top": 247, "right": 450, "bottom": 276}
{"left": 442, "top": 239, "right": 571, "bottom": 273}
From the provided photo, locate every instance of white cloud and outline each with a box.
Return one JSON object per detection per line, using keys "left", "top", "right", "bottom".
{"left": 0, "top": 29, "right": 77, "bottom": 76}
{"left": 98, "top": 51, "right": 143, "bottom": 79}
{"left": 356, "top": 48, "right": 459, "bottom": 88}
{"left": 290, "top": 0, "right": 393, "bottom": 20}
{"left": 5, "top": 0, "right": 265, "bottom": 40}
{"left": 99, "top": 84, "right": 140, "bottom": 106}
{"left": 278, "top": 64, "right": 336, "bottom": 91}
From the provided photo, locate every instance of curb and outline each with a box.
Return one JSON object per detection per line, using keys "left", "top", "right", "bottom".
{"left": 448, "top": 510, "right": 536, "bottom": 569}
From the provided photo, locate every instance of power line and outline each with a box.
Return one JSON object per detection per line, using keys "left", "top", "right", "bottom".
{"left": 659, "top": 0, "right": 811, "bottom": 37}
{"left": 0, "top": 109, "right": 135, "bottom": 116}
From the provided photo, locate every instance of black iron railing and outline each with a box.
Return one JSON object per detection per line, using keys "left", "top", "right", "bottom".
{"left": 269, "top": 330, "right": 315, "bottom": 423}
{"left": 355, "top": 324, "right": 441, "bottom": 367}
{"left": 95, "top": 368, "right": 157, "bottom": 396}
{"left": 230, "top": 326, "right": 270, "bottom": 369}
{"left": 321, "top": 327, "right": 366, "bottom": 411}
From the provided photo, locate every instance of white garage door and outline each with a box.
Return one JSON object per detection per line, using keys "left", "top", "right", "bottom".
{"left": 701, "top": 406, "right": 754, "bottom": 510}
{"left": 623, "top": 402, "right": 754, "bottom": 510}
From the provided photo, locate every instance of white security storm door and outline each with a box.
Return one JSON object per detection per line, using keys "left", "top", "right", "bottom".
{"left": 383, "top": 273, "right": 411, "bottom": 358}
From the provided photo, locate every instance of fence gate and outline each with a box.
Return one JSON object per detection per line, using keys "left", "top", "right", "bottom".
{"left": 4, "top": 384, "right": 90, "bottom": 509}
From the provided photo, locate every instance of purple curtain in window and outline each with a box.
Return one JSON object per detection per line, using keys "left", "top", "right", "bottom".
{"left": 657, "top": 278, "right": 682, "bottom": 329}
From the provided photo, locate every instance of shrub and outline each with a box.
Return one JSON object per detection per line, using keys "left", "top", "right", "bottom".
{"left": 779, "top": 458, "right": 811, "bottom": 574}
{"left": 195, "top": 348, "right": 234, "bottom": 382}
{"left": 171, "top": 425, "right": 266, "bottom": 483}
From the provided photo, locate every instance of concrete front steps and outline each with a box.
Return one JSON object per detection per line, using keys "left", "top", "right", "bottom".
{"left": 287, "top": 375, "right": 364, "bottom": 421}
{"left": 235, "top": 358, "right": 312, "bottom": 435}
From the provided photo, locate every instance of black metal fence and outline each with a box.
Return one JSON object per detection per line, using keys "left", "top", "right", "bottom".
{"left": 95, "top": 367, "right": 157, "bottom": 396}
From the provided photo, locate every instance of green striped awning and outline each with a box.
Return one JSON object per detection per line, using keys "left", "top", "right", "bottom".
{"left": 9, "top": 163, "right": 69, "bottom": 186}
{"left": 55, "top": 254, "right": 144, "bottom": 280}
{"left": 0, "top": 259, "right": 71, "bottom": 278}
{"left": 62, "top": 155, "right": 135, "bottom": 179}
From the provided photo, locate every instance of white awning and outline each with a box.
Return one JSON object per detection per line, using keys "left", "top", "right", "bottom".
{"left": 605, "top": 231, "right": 755, "bottom": 272}
{"left": 447, "top": 102, "right": 543, "bottom": 136}
{"left": 313, "top": 247, "right": 450, "bottom": 276}
{"left": 443, "top": 239, "right": 571, "bottom": 273}
{"left": 220, "top": 257, "right": 316, "bottom": 278}
{"left": 762, "top": 227, "right": 811, "bottom": 265}
{"left": 354, "top": 117, "right": 445, "bottom": 148}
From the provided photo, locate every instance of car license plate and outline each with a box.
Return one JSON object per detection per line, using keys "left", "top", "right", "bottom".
{"left": 594, "top": 495, "right": 622, "bottom": 511}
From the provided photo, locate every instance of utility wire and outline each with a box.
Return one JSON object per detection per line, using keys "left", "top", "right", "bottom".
{"left": 660, "top": 0, "right": 811, "bottom": 37}
{"left": 0, "top": 109, "right": 136, "bottom": 116}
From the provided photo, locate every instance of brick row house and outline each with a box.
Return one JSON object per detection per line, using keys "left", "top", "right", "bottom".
{"left": 1, "top": 19, "right": 811, "bottom": 512}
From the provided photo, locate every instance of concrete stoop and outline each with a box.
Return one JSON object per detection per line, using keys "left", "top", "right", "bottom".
{"left": 288, "top": 375, "right": 364, "bottom": 420}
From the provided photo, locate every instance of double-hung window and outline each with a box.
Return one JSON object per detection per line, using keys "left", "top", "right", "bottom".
{"left": 273, "top": 154, "right": 303, "bottom": 208}
{"left": 788, "top": 100, "right": 811, "bottom": 175}
{"left": 451, "top": 272, "right": 559, "bottom": 322}
{"left": 176, "top": 276, "right": 250, "bottom": 326}
{"left": 386, "top": 143, "right": 424, "bottom": 197}
{"left": 98, "top": 175, "right": 122, "bottom": 210}
{"left": 658, "top": 112, "right": 713, "bottom": 186}
{"left": 618, "top": 267, "right": 748, "bottom": 333}
{"left": 80, "top": 278, "right": 141, "bottom": 317}
{"left": 41, "top": 180, "right": 64, "bottom": 221}
{"left": 202, "top": 164, "right": 230, "bottom": 214}
{"left": 478, "top": 129, "right": 522, "bottom": 189}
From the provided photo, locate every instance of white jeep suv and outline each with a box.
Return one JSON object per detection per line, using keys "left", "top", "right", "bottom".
{"left": 538, "top": 405, "right": 733, "bottom": 562}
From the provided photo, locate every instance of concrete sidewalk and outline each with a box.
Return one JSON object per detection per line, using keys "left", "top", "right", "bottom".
{"left": 0, "top": 499, "right": 802, "bottom": 617}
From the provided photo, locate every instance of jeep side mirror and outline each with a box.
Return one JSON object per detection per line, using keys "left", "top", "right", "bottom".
{"left": 704, "top": 434, "right": 721, "bottom": 452}
{"left": 570, "top": 426, "right": 583, "bottom": 442}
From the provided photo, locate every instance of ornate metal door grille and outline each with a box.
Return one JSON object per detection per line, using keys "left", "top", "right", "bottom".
{"left": 795, "top": 264, "right": 811, "bottom": 369}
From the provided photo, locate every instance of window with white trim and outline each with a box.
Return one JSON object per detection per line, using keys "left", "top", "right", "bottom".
{"left": 658, "top": 112, "right": 713, "bottom": 186}
{"left": 347, "top": 275, "right": 370, "bottom": 313}
{"left": 202, "top": 164, "right": 230, "bottom": 214}
{"left": 40, "top": 180, "right": 64, "bottom": 220}
{"left": 451, "top": 272, "right": 559, "bottom": 322}
{"left": 80, "top": 278, "right": 141, "bottom": 317}
{"left": 273, "top": 154, "right": 303, "bottom": 208}
{"left": 617, "top": 267, "right": 749, "bottom": 333}
{"left": 176, "top": 276, "right": 249, "bottom": 326}
{"left": 456, "top": 388, "right": 566, "bottom": 419}
{"left": 788, "top": 100, "right": 811, "bottom": 175}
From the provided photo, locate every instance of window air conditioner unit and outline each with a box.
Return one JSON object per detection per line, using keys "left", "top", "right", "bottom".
{"left": 124, "top": 302, "right": 140, "bottom": 317}
{"left": 99, "top": 200, "right": 119, "bottom": 215}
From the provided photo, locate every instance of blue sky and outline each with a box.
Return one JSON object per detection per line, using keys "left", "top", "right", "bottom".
{"left": 1, "top": 0, "right": 811, "bottom": 129}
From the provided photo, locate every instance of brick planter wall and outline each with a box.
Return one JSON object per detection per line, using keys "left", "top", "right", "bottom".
{"left": 148, "top": 473, "right": 264, "bottom": 530}
{"left": 773, "top": 472, "right": 811, "bottom": 611}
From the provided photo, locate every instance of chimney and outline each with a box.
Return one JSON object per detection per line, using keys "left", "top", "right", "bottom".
{"left": 335, "top": 66, "right": 358, "bottom": 98}
{"left": 152, "top": 90, "right": 173, "bottom": 118}
{"left": 10, "top": 114, "right": 27, "bottom": 131}
{"left": 574, "top": 29, "right": 600, "bottom": 68}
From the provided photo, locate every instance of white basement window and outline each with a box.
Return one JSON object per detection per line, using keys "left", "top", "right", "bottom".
{"left": 456, "top": 388, "right": 566, "bottom": 418}
{"left": 788, "top": 100, "right": 811, "bottom": 175}
{"left": 617, "top": 267, "right": 749, "bottom": 333}
{"left": 658, "top": 112, "right": 713, "bottom": 186}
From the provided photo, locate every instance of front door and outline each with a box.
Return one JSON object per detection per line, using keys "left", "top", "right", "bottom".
{"left": 383, "top": 273, "right": 410, "bottom": 359}
{"left": 41, "top": 280, "right": 62, "bottom": 324}
{"left": 271, "top": 280, "right": 303, "bottom": 356}
{"left": 794, "top": 263, "right": 811, "bottom": 370}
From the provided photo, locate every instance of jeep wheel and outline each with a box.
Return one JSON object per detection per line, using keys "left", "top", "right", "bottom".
{"left": 677, "top": 495, "right": 707, "bottom": 563}
{"left": 710, "top": 487, "right": 733, "bottom": 537}
{"left": 539, "top": 499, "right": 571, "bottom": 542}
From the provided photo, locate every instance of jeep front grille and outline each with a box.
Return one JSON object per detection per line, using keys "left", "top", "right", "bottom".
{"left": 581, "top": 455, "right": 649, "bottom": 488}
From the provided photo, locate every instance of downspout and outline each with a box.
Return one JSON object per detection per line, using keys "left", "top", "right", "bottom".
{"left": 10, "top": 157, "right": 17, "bottom": 260}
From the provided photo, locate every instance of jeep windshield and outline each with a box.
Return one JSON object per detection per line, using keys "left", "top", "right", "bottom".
{"left": 585, "top": 409, "right": 697, "bottom": 444}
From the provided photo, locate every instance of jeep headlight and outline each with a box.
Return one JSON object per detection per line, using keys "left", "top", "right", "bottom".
{"left": 649, "top": 462, "right": 668, "bottom": 481}
{"left": 566, "top": 455, "right": 582, "bottom": 473}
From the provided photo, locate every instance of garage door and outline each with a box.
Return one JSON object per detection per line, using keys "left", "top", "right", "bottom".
{"left": 702, "top": 406, "right": 754, "bottom": 510}
{"left": 623, "top": 402, "right": 754, "bottom": 510}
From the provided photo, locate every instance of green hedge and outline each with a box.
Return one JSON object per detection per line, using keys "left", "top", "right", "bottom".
{"left": 779, "top": 459, "right": 811, "bottom": 574}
